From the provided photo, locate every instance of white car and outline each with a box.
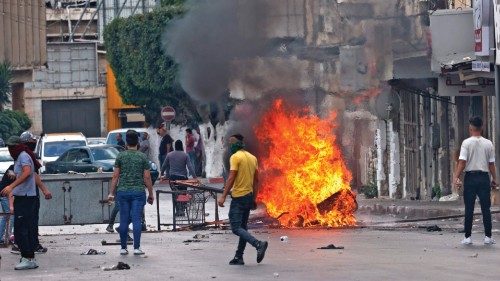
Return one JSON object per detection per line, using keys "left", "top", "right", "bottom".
{"left": 35, "top": 133, "right": 88, "bottom": 172}
{"left": 106, "top": 128, "right": 148, "bottom": 146}
{"left": 87, "top": 137, "right": 106, "bottom": 145}
{"left": 0, "top": 147, "right": 14, "bottom": 178}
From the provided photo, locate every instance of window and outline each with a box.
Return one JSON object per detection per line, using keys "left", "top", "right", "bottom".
{"left": 91, "top": 147, "right": 119, "bottom": 161}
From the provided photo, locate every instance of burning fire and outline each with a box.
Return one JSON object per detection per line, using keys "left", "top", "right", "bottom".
{"left": 255, "top": 99, "right": 357, "bottom": 227}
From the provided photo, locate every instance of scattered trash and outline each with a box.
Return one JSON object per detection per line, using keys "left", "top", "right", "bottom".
{"left": 423, "top": 248, "right": 427, "bottom": 252}
{"left": 280, "top": 236, "right": 288, "bottom": 243}
{"left": 193, "top": 234, "right": 209, "bottom": 239}
{"left": 101, "top": 240, "right": 132, "bottom": 246}
{"left": 274, "top": 272, "right": 279, "bottom": 278}
{"left": 81, "top": 249, "right": 106, "bottom": 255}
{"left": 102, "top": 262, "right": 130, "bottom": 271}
{"left": 317, "top": 244, "right": 344, "bottom": 250}
{"left": 183, "top": 239, "right": 208, "bottom": 243}
{"left": 426, "top": 225, "right": 442, "bottom": 232}
{"left": 469, "top": 253, "right": 479, "bottom": 258}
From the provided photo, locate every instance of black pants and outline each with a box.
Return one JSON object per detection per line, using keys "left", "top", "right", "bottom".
{"left": 34, "top": 196, "right": 40, "bottom": 247}
{"left": 14, "top": 196, "right": 38, "bottom": 259}
{"left": 463, "top": 172, "right": 492, "bottom": 238}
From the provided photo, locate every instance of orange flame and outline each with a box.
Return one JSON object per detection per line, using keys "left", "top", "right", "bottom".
{"left": 255, "top": 99, "right": 357, "bottom": 227}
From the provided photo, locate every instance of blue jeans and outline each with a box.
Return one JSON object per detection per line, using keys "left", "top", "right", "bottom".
{"left": 117, "top": 191, "right": 146, "bottom": 249}
{"left": 0, "top": 196, "right": 14, "bottom": 242}
{"left": 229, "top": 193, "right": 259, "bottom": 258}
{"left": 187, "top": 151, "right": 197, "bottom": 176}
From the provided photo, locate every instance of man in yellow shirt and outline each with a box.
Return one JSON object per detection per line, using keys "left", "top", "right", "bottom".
{"left": 218, "top": 134, "right": 268, "bottom": 265}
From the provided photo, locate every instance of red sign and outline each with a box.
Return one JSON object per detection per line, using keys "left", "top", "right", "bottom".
{"left": 161, "top": 106, "right": 176, "bottom": 122}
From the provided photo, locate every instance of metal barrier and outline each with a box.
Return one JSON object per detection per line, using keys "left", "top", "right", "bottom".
{"left": 156, "top": 180, "right": 223, "bottom": 231}
{"left": 39, "top": 173, "right": 113, "bottom": 225}
{"left": 156, "top": 189, "right": 207, "bottom": 231}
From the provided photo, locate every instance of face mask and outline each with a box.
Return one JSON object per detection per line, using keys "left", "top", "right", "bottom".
{"left": 230, "top": 141, "right": 245, "bottom": 155}
{"left": 27, "top": 142, "right": 36, "bottom": 151}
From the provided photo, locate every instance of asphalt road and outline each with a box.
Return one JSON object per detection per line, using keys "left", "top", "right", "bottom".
{"left": 1, "top": 226, "right": 500, "bottom": 280}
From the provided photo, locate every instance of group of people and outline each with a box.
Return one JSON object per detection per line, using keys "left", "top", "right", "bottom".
{"left": 156, "top": 124, "right": 268, "bottom": 264}
{"left": 0, "top": 125, "right": 270, "bottom": 270}
{"left": 0, "top": 132, "right": 53, "bottom": 270}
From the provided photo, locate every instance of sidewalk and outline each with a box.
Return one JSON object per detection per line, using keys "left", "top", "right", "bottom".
{"left": 357, "top": 196, "right": 500, "bottom": 221}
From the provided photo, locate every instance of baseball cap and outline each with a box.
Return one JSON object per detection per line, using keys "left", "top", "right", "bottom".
{"left": 20, "top": 131, "right": 36, "bottom": 143}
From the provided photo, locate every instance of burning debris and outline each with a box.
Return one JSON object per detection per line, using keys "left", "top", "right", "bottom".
{"left": 255, "top": 99, "right": 357, "bottom": 227}
{"left": 317, "top": 244, "right": 344, "bottom": 250}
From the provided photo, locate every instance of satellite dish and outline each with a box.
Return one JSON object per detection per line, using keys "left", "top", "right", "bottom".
{"left": 373, "top": 90, "right": 400, "bottom": 120}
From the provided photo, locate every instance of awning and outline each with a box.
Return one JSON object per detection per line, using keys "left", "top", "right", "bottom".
{"left": 436, "top": 52, "right": 475, "bottom": 70}
{"left": 126, "top": 113, "right": 145, "bottom": 123}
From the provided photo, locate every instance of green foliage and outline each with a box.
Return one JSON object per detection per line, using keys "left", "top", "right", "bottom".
{"left": 432, "top": 185, "right": 442, "bottom": 199}
{"left": 160, "top": 0, "right": 185, "bottom": 6}
{"left": 361, "top": 183, "right": 378, "bottom": 199}
{"left": 0, "top": 110, "right": 32, "bottom": 140}
{"left": 0, "top": 61, "right": 12, "bottom": 108}
{"left": 104, "top": 4, "right": 199, "bottom": 125}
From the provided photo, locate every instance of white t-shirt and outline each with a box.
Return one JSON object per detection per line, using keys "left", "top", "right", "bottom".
{"left": 459, "top": 136, "right": 495, "bottom": 172}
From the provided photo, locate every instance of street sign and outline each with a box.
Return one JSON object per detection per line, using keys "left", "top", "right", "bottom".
{"left": 161, "top": 106, "right": 176, "bottom": 122}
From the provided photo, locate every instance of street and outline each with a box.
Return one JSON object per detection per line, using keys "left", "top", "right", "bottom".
{"left": 1, "top": 225, "right": 499, "bottom": 280}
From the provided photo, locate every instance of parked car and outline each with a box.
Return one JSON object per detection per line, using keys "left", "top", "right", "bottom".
{"left": 0, "top": 147, "right": 14, "bottom": 178}
{"left": 35, "top": 133, "right": 88, "bottom": 172}
{"left": 87, "top": 137, "right": 106, "bottom": 145}
{"left": 44, "top": 145, "right": 159, "bottom": 183}
{"left": 106, "top": 128, "right": 148, "bottom": 146}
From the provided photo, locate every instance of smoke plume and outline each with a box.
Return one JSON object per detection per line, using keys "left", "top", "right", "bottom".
{"left": 164, "top": 0, "right": 271, "bottom": 102}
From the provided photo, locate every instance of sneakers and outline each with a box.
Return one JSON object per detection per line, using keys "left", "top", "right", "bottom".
{"left": 133, "top": 248, "right": 145, "bottom": 255}
{"left": 461, "top": 237, "right": 473, "bottom": 245}
{"left": 229, "top": 256, "right": 244, "bottom": 265}
{"left": 484, "top": 236, "right": 496, "bottom": 245}
{"left": 120, "top": 249, "right": 129, "bottom": 255}
{"left": 256, "top": 241, "right": 268, "bottom": 263}
{"left": 10, "top": 245, "right": 20, "bottom": 254}
{"left": 106, "top": 225, "right": 115, "bottom": 233}
{"left": 35, "top": 244, "right": 48, "bottom": 254}
{"left": 15, "top": 257, "right": 38, "bottom": 270}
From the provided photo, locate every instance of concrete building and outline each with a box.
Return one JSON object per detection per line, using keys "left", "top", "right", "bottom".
{"left": 24, "top": 42, "right": 106, "bottom": 137}
{"left": 227, "top": 0, "right": 473, "bottom": 200}
{"left": 0, "top": 0, "right": 47, "bottom": 110}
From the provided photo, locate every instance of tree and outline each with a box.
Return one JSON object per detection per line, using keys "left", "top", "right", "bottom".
{"left": 0, "top": 61, "right": 12, "bottom": 110}
{"left": 104, "top": 2, "right": 198, "bottom": 125}
{"left": 0, "top": 110, "right": 32, "bottom": 140}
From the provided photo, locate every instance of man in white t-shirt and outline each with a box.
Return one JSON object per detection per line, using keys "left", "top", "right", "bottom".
{"left": 453, "top": 116, "right": 497, "bottom": 245}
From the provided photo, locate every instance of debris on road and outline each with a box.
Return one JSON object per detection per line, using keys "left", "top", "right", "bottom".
{"left": 425, "top": 225, "right": 442, "bottom": 232}
{"left": 193, "top": 233, "right": 209, "bottom": 239}
{"left": 317, "top": 244, "right": 344, "bottom": 250}
{"left": 81, "top": 249, "right": 106, "bottom": 255}
{"left": 469, "top": 253, "right": 479, "bottom": 258}
{"left": 102, "top": 262, "right": 130, "bottom": 271}
{"left": 101, "top": 240, "right": 132, "bottom": 246}
{"left": 280, "top": 236, "right": 288, "bottom": 243}
{"left": 274, "top": 272, "right": 279, "bottom": 278}
{"left": 183, "top": 239, "right": 209, "bottom": 243}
